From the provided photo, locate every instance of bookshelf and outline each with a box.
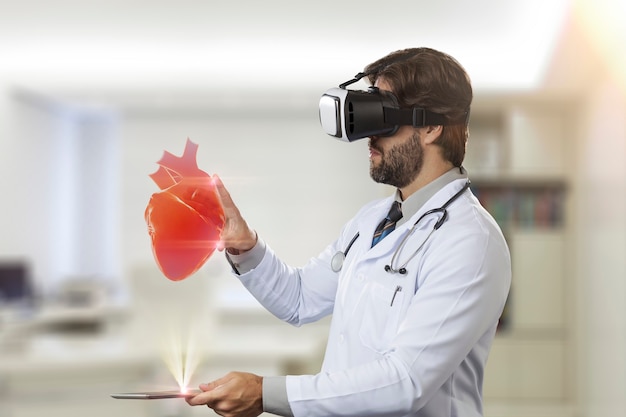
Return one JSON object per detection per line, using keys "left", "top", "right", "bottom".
{"left": 466, "top": 95, "right": 577, "bottom": 416}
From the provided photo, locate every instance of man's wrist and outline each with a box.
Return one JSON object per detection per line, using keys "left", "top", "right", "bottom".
{"left": 225, "top": 237, "right": 265, "bottom": 275}
{"left": 226, "top": 230, "right": 258, "bottom": 255}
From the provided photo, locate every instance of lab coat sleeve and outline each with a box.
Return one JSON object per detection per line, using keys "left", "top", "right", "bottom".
{"left": 235, "top": 202, "right": 377, "bottom": 325}
{"left": 285, "top": 224, "right": 511, "bottom": 416}
{"left": 236, "top": 239, "right": 340, "bottom": 325}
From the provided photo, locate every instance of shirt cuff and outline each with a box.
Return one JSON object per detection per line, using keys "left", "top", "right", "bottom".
{"left": 263, "top": 376, "right": 293, "bottom": 417}
{"left": 225, "top": 238, "right": 266, "bottom": 275}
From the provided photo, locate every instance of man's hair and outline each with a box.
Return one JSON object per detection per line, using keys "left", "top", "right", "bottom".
{"left": 364, "top": 47, "right": 472, "bottom": 167}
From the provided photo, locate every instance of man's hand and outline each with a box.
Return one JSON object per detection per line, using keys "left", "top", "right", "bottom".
{"left": 192, "top": 175, "right": 257, "bottom": 254}
{"left": 186, "top": 371, "right": 263, "bottom": 417}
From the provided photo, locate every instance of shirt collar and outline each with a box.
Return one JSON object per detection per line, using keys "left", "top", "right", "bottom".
{"left": 395, "top": 166, "right": 468, "bottom": 228}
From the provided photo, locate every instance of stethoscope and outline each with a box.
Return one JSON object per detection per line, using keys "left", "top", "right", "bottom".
{"left": 331, "top": 180, "right": 471, "bottom": 274}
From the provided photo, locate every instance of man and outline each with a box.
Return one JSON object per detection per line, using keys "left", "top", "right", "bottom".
{"left": 187, "top": 47, "right": 511, "bottom": 417}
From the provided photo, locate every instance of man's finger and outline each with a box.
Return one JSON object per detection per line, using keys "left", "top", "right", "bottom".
{"left": 212, "top": 175, "right": 236, "bottom": 210}
{"left": 186, "top": 384, "right": 221, "bottom": 406}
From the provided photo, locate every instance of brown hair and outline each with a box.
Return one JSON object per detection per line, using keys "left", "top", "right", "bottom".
{"left": 364, "top": 47, "right": 472, "bottom": 167}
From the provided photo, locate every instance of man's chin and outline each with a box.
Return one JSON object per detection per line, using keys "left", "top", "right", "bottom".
{"left": 369, "top": 169, "right": 386, "bottom": 185}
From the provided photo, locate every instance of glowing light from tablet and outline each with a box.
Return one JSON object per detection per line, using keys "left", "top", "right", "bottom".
{"left": 160, "top": 320, "right": 203, "bottom": 391}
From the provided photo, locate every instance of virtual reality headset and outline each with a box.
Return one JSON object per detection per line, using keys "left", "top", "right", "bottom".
{"left": 319, "top": 72, "right": 451, "bottom": 142}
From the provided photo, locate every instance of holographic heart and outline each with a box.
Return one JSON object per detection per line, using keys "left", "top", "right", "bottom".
{"left": 145, "top": 139, "right": 224, "bottom": 281}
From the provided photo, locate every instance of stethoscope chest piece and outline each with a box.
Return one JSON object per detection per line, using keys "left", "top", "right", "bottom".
{"left": 331, "top": 251, "right": 346, "bottom": 273}
{"left": 331, "top": 232, "right": 360, "bottom": 272}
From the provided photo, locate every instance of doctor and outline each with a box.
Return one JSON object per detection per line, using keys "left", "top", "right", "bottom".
{"left": 187, "top": 47, "right": 511, "bottom": 417}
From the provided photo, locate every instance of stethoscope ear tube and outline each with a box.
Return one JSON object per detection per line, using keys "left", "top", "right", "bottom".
{"left": 384, "top": 264, "right": 407, "bottom": 274}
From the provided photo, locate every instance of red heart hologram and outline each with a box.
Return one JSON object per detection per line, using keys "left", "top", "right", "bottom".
{"left": 145, "top": 139, "right": 224, "bottom": 281}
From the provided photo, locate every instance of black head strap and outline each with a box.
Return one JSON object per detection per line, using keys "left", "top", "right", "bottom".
{"left": 384, "top": 107, "right": 448, "bottom": 127}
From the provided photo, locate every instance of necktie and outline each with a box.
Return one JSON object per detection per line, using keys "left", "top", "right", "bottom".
{"left": 372, "top": 201, "right": 403, "bottom": 247}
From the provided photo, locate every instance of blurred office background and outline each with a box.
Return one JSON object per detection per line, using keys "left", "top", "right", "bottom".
{"left": 0, "top": 0, "right": 624, "bottom": 416}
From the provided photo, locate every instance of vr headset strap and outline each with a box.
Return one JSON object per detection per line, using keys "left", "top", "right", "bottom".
{"left": 384, "top": 107, "right": 449, "bottom": 127}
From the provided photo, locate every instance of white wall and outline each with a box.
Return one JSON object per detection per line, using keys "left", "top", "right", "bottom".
{"left": 576, "top": 78, "right": 626, "bottom": 417}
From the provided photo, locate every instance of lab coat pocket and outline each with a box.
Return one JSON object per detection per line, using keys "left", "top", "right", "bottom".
{"left": 358, "top": 281, "right": 405, "bottom": 353}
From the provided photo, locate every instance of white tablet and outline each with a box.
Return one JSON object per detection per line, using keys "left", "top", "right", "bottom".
{"left": 111, "top": 390, "right": 201, "bottom": 399}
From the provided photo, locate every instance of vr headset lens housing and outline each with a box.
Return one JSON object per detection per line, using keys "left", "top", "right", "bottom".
{"left": 319, "top": 89, "right": 344, "bottom": 138}
{"left": 319, "top": 87, "right": 400, "bottom": 142}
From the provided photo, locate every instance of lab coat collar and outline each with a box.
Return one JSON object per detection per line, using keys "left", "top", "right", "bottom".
{"left": 394, "top": 166, "right": 468, "bottom": 229}
{"left": 358, "top": 168, "right": 470, "bottom": 257}
{"left": 403, "top": 176, "right": 471, "bottom": 234}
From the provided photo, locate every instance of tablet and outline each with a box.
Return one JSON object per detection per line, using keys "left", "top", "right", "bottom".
{"left": 111, "top": 390, "right": 201, "bottom": 399}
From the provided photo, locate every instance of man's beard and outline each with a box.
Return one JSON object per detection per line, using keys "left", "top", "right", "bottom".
{"left": 370, "top": 132, "right": 424, "bottom": 188}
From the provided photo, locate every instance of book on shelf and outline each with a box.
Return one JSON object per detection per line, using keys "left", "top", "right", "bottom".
{"left": 472, "top": 182, "right": 565, "bottom": 230}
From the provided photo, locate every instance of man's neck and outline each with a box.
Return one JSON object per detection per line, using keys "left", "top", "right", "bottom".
{"left": 400, "top": 160, "right": 455, "bottom": 200}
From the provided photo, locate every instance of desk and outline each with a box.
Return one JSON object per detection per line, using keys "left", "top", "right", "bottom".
{"left": 0, "top": 305, "right": 326, "bottom": 417}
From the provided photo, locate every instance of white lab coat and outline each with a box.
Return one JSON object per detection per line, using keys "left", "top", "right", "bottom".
{"left": 237, "top": 178, "right": 511, "bottom": 417}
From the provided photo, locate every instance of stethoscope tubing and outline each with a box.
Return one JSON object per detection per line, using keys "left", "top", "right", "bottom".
{"left": 384, "top": 181, "right": 470, "bottom": 274}
{"left": 331, "top": 180, "right": 471, "bottom": 274}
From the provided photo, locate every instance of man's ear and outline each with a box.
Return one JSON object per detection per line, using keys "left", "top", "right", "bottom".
{"left": 422, "top": 125, "right": 443, "bottom": 144}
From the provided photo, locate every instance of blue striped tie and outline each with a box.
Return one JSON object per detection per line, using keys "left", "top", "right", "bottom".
{"left": 372, "top": 201, "right": 403, "bottom": 247}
